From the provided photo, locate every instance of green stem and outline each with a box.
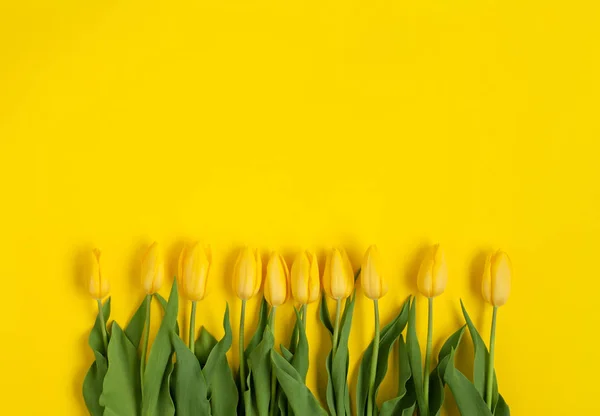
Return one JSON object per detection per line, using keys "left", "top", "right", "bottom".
{"left": 301, "top": 303, "right": 308, "bottom": 331}
{"left": 189, "top": 301, "right": 197, "bottom": 354}
{"left": 96, "top": 298, "right": 108, "bottom": 352}
{"left": 269, "top": 306, "right": 277, "bottom": 416}
{"left": 423, "top": 297, "right": 433, "bottom": 412}
{"left": 239, "top": 300, "right": 247, "bottom": 399}
{"left": 486, "top": 306, "right": 498, "bottom": 409}
{"left": 332, "top": 299, "right": 342, "bottom": 355}
{"left": 140, "top": 294, "right": 151, "bottom": 392}
{"left": 366, "top": 300, "right": 380, "bottom": 416}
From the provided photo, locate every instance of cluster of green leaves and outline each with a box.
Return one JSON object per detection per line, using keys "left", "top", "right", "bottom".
{"left": 242, "top": 298, "right": 326, "bottom": 416}
{"left": 83, "top": 281, "right": 237, "bottom": 416}
{"left": 319, "top": 292, "right": 356, "bottom": 415}
{"left": 84, "top": 284, "right": 511, "bottom": 416}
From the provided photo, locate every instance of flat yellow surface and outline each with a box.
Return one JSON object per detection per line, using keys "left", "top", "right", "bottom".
{"left": 1, "top": 1, "right": 599, "bottom": 415}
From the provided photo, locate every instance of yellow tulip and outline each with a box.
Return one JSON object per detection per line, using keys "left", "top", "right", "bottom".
{"left": 264, "top": 252, "right": 289, "bottom": 307}
{"left": 323, "top": 248, "right": 354, "bottom": 300}
{"left": 417, "top": 244, "right": 448, "bottom": 298}
{"left": 232, "top": 247, "right": 262, "bottom": 300}
{"left": 88, "top": 248, "right": 109, "bottom": 299}
{"left": 290, "top": 251, "right": 320, "bottom": 304}
{"left": 481, "top": 250, "right": 512, "bottom": 307}
{"left": 360, "top": 245, "right": 388, "bottom": 300}
{"left": 141, "top": 242, "right": 165, "bottom": 294}
{"left": 178, "top": 243, "right": 211, "bottom": 301}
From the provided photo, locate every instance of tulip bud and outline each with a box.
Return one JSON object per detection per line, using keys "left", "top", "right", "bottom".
{"left": 88, "top": 248, "right": 109, "bottom": 299}
{"left": 360, "top": 245, "right": 388, "bottom": 300}
{"left": 417, "top": 244, "right": 448, "bottom": 298}
{"left": 323, "top": 248, "right": 354, "bottom": 300}
{"left": 481, "top": 250, "right": 512, "bottom": 307}
{"left": 264, "top": 252, "right": 289, "bottom": 307}
{"left": 232, "top": 247, "right": 262, "bottom": 300}
{"left": 290, "top": 251, "right": 320, "bottom": 304}
{"left": 141, "top": 242, "right": 165, "bottom": 294}
{"left": 178, "top": 243, "right": 211, "bottom": 301}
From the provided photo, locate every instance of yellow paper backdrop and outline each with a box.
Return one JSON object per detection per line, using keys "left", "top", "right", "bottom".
{"left": 1, "top": 0, "right": 598, "bottom": 414}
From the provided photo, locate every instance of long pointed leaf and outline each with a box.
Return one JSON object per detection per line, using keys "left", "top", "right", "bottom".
{"left": 271, "top": 350, "right": 327, "bottom": 416}
{"left": 203, "top": 304, "right": 239, "bottom": 415}
{"left": 142, "top": 281, "right": 179, "bottom": 416}
{"left": 83, "top": 298, "right": 111, "bottom": 416}
{"left": 406, "top": 298, "right": 426, "bottom": 416}
{"left": 444, "top": 348, "right": 492, "bottom": 416}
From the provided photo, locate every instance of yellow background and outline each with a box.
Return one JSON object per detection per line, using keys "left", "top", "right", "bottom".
{"left": 1, "top": 0, "right": 599, "bottom": 414}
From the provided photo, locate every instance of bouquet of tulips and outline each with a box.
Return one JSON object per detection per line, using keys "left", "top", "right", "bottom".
{"left": 83, "top": 242, "right": 512, "bottom": 416}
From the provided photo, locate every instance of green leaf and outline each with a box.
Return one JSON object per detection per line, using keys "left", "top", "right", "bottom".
{"left": 125, "top": 296, "right": 149, "bottom": 348}
{"left": 429, "top": 325, "right": 466, "bottom": 416}
{"left": 290, "top": 308, "right": 309, "bottom": 382}
{"left": 203, "top": 304, "right": 239, "bottom": 415}
{"left": 158, "top": 355, "right": 175, "bottom": 416}
{"left": 460, "top": 300, "right": 500, "bottom": 409}
{"left": 494, "top": 394, "right": 510, "bottom": 416}
{"left": 248, "top": 327, "right": 275, "bottom": 416}
{"left": 406, "top": 298, "right": 427, "bottom": 416}
{"left": 271, "top": 350, "right": 328, "bottom": 416}
{"left": 101, "top": 322, "right": 142, "bottom": 416}
{"left": 195, "top": 326, "right": 218, "bottom": 368}
{"left": 171, "top": 331, "right": 211, "bottom": 414}
{"left": 324, "top": 352, "right": 335, "bottom": 415}
{"left": 443, "top": 348, "right": 492, "bottom": 416}
{"left": 142, "top": 281, "right": 179, "bottom": 416}
{"left": 331, "top": 290, "right": 356, "bottom": 416}
{"left": 280, "top": 345, "right": 294, "bottom": 362}
{"left": 83, "top": 298, "right": 111, "bottom": 416}
{"left": 245, "top": 297, "right": 270, "bottom": 360}
{"left": 319, "top": 293, "right": 334, "bottom": 335}
{"left": 356, "top": 297, "right": 410, "bottom": 415}
{"left": 155, "top": 292, "right": 180, "bottom": 336}
{"left": 380, "top": 335, "right": 418, "bottom": 416}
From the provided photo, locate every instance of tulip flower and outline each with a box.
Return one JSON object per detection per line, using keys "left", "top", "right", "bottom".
{"left": 416, "top": 244, "right": 448, "bottom": 412}
{"left": 290, "top": 251, "right": 320, "bottom": 325}
{"left": 264, "top": 251, "right": 289, "bottom": 415}
{"left": 360, "top": 245, "right": 388, "bottom": 416}
{"left": 482, "top": 249, "right": 512, "bottom": 409}
{"left": 140, "top": 242, "right": 164, "bottom": 383}
{"left": 232, "top": 247, "right": 262, "bottom": 300}
{"left": 359, "top": 245, "right": 388, "bottom": 416}
{"left": 89, "top": 248, "right": 109, "bottom": 350}
{"left": 141, "top": 241, "right": 165, "bottom": 295}
{"left": 179, "top": 243, "right": 211, "bottom": 353}
{"left": 323, "top": 247, "right": 354, "bottom": 358}
{"left": 233, "top": 247, "right": 262, "bottom": 406}
{"left": 264, "top": 251, "right": 289, "bottom": 307}
{"left": 360, "top": 245, "right": 388, "bottom": 300}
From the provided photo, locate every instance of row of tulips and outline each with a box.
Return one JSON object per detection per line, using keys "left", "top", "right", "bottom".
{"left": 83, "top": 243, "right": 512, "bottom": 416}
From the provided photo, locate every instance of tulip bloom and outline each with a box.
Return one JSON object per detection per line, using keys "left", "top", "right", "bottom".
{"left": 232, "top": 247, "right": 262, "bottom": 301}
{"left": 323, "top": 248, "right": 354, "bottom": 301}
{"left": 264, "top": 252, "right": 289, "bottom": 307}
{"left": 290, "top": 251, "right": 320, "bottom": 305}
{"left": 141, "top": 242, "right": 165, "bottom": 295}
{"left": 416, "top": 244, "right": 448, "bottom": 412}
{"left": 233, "top": 247, "right": 262, "bottom": 405}
{"left": 360, "top": 245, "right": 388, "bottom": 300}
{"left": 140, "top": 242, "right": 163, "bottom": 382}
{"left": 264, "top": 251, "right": 289, "bottom": 413}
{"left": 179, "top": 243, "right": 211, "bottom": 353}
{"left": 89, "top": 248, "right": 109, "bottom": 350}
{"left": 323, "top": 247, "right": 354, "bottom": 360}
{"left": 89, "top": 248, "right": 110, "bottom": 300}
{"left": 482, "top": 250, "right": 512, "bottom": 409}
{"left": 416, "top": 244, "right": 448, "bottom": 298}
{"left": 360, "top": 245, "right": 388, "bottom": 416}
{"left": 481, "top": 250, "right": 512, "bottom": 307}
